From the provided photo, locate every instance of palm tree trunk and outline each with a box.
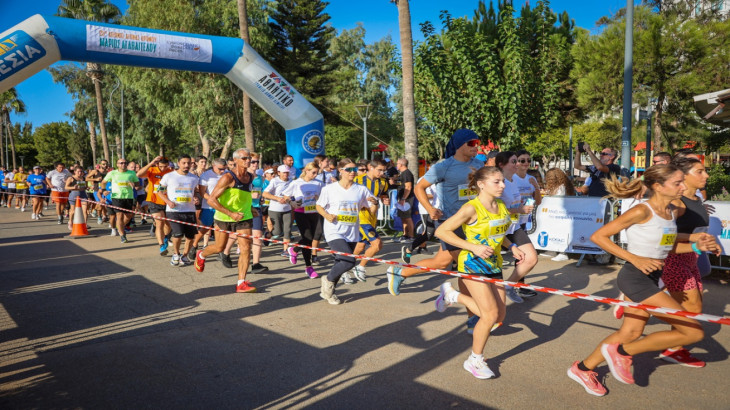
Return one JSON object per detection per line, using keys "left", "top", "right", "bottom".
{"left": 238, "top": 0, "right": 255, "bottom": 152}
{"left": 89, "top": 121, "right": 97, "bottom": 165}
{"left": 88, "top": 63, "right": 110, "bottom": 162}
{"left": 5, "top": 113, "right": 17, "bottom": 169}
{"left": 396, "top": 0, "right": 419, "bottom": 177}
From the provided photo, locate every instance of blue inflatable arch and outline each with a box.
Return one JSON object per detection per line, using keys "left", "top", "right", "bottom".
{"left": 0, "top": 15, "right": 324, "bottom": 169}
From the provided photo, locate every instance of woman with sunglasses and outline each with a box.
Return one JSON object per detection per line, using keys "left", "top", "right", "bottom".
{"left": 65, "top": 166, "right": 89, "bottom": 229}
{"left": 513, "top": 150, "right": 543, "bottom": 286}
{"left": 495, "top": 151, "right": 537, "bottom": 304}
{"left": 316, "top": 158, "right": 378, "bottom": 304}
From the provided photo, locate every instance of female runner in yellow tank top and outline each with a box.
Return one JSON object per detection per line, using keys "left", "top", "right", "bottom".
{"left": 435, "top": 166, "right": 525, "bottom": 380}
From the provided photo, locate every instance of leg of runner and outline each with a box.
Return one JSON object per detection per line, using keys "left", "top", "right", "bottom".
{"left": 321, "top": 239, "right": 357, "bottom": 305}
{"left": 292, "top": 212, "right": 317, "bottom": 278}
{"left": 221, "top": 234, "right": 236, "bottom": 268}
{"left": 250, "top": 209, "right": 268, "bottom": 274}
{"left": 195, "top": 225, "right": 229, "bottom": 273}
{"left": 386, "top": 246, "right": 459, "bottom": 296}
{"left": 235, "top": 227, "right": 255, "bottom": 293}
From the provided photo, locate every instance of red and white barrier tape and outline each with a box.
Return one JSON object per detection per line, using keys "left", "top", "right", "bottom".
{"left": 5, "top": 192, "right": 729, "bottom": 326}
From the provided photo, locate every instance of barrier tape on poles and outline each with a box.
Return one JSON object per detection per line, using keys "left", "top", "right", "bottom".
{"left": 4, "top": 192, "right": 729, "bottom": 326}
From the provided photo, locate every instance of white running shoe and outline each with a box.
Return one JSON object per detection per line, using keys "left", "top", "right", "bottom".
{"left": 435, "top": 281, "right": 455, "bottom": 312}
{"left": 463, "top": 356, "right": 495, "bottom": 379}
{"left": 31, "top": 213, "right": 36, "bottom": 220}
{"left": 551, "top": 253, "right": 569, "bottom": 262}
{"left": 339, "top": 271, "right": 355, "bottom": 284}
{"left": 110, "top": 228, "right": 119, "bottom": 236}
{"left": 352, "top": 265, "right": 367, "bottom": 282}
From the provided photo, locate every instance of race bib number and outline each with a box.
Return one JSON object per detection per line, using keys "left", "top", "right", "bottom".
{"left": 458, "top": 184, "right": 477, "bottom": 201}
{"left": 33, "top": 184, "right": 43, "bottom": 190}
{"left": 303, "top": 191, "right": 317, "bottom": 213}
{"left": 488, "top": 217, "right": 511, "bottom": 241}
{"left": 659, "top": 228, "right": 677, "bottom": 247}
{"left": 336, "top": 200, "right": 358, "bottom": 225}
{"left": 174, "top": 187, "right": 193, "bottom": 204}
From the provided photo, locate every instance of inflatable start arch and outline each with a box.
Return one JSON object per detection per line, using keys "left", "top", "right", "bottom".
{"left": 0, "top": 15, "right": 324, "bottom": 168}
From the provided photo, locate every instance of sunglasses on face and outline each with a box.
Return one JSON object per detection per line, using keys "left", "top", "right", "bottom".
{"left": 118, "top": 162, "right": 127, "bottom": 165}
{"left": 250, "top": 160, "right": 259, "bottom": 164}
{"left": 343, "top": 167, "right": 358, "bottom": 173}
{"left": 518, "top": 158, "right": 531, "bottom": 163}
{"left": 600, "top": 152, "right": 612, "bottom": 156}
{"left": 466, "top": 140, "right": 480, "bottom": 147}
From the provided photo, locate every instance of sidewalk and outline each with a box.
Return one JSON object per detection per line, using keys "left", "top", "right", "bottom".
{"left": 1, "top": 206, "right": 728, "bottom": 408}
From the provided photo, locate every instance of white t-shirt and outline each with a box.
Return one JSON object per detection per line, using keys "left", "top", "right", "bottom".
{"left": 199, "top": 169, "right": 225, "bottom": 210}
{"left": 416, "top": 176, "right": 440, "bottom": 215}
{"left": 160, "top": 171, "right": 199, "bottom": 213}
{"left": 47, "top": 169, "right": 71, "bottom": 192}
{"left": 500, "top": 177, "right": 523, "bottom": 234}
{"left": 264, "top": 177, "right": 292, "bottom": 212}
{"left": 5, "top": 172, "right": 15, "bottom": 189}
{"left": 316, "top": 182, "right": 373, "bottom": 242}
{"left": 282, "top": 178, "right": 323, "bottom": 213}
{"left": 513, "top": 174, "right": 537, "bottom": 224}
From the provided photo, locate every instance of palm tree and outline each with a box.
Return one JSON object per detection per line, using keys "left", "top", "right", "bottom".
{"left": 238, "top": 0, "right": 255, "bottom": 152}
{"left": 57, "top": 0, "right": 121, "bottom": 162}
{"left": 392, "top": 0, "right": 419, "bottom": 177}
{"left": 0, "top": 88, "right": 25, "bottom": 170}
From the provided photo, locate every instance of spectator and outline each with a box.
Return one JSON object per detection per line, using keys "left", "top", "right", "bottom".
{"left": 574, "top": 144, "right": 620, "bottom": 197}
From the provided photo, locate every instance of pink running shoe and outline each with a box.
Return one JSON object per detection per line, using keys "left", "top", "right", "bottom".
{"left": 305, "top": 266, "right": 319, "bottom": 279}
{"left": 601, "top": 343, "right": 635, "bottom": 384}
{"left": 567, "top": 361, "right": 607, "bottom": 396}
{"left": 659, "top": 348, "right": 706, "bottom": 368}
{"left": 288, "top": 247, "right": 298, "bottom": 265}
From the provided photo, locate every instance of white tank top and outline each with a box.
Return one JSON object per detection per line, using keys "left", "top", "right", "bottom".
{"left": 625, "top": 203, "right": 677, "bottom": 259}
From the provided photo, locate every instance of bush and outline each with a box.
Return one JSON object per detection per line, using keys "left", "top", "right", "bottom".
{"left": 706, "top": 163, "right": 730, "bottom": 200}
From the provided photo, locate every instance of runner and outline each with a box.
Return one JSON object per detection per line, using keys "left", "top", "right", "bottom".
{"left": 132, "top": 161, "right": 149, "bottom": 225}
{"left": 567, "top": 164, "right": 720, "bottom": 396}
{"left": 137, "top": 156, "right": 173, "bottom": 255}
{"left": 434, "top": 166, "right": 522, "bottom": 379}
{"left": 282, "top": 161, "right": 324, "bottom": 278}
{"left": 13, "top": 166, "right": 29, "bottom": 212}
{"left": 657, "top": 156, "right": 715, "bottom": 367}
{"left": 496, "top": 151, "right": 538, "bottom": 303}
{"left": 46, "top": 162, "right": 71, "bottom": 225}
{"left": 315, "top": 158, "right": 377, "bottom": 305}
{"left": 64, "top": 166, "right": 89, "bottom": 229}
{"left": 102, "top": 158, "right": 140, "bottom": 243}
{"left": 348, "top": 159, "right": 390, "bottom": 282}
{"left": 311, "top": 155, "right": 336, "bottom": 263}
{"left": 248, "top": 152, "right": 269, "bottom": 273}
{"left": 195, "top": 149, "right": 257, "bottom": 293}
{"left": 262, "top": 165, "right": 294, "bottom": 257}
{"left": 386, "top": 129, "right": 484, "bottom": 297}
{"left": 5, "top": 167, "right": 16, "bottom": 209}
{"left": 192, "top": 158, "right": 226, "bottom": 262}
{"left": 86, "top": 160, "right": 110, "bottom": 225}
{"left": 27, "top": 166, "right": 48, "bottom": 220}
{"left": 158, "top": 155, "right": 200, "bottom": 266}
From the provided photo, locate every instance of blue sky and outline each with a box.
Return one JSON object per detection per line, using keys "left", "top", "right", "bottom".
{"left": 1, "top": 0, "right": 627, "bottom": 128}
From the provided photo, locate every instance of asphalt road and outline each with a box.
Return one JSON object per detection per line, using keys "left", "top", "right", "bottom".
{"left": 1, "top": 206, "right": 729, "bottom": 409}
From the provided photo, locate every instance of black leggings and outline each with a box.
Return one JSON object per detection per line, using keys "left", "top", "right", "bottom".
{"left": 411, "top": 213, "right": 435, "bottom": 250}
{"left": 326, "top": 239, "right": 357, "bottom": 283}
{"left": 293, "top": 212, "right": 319, "bottom": 266}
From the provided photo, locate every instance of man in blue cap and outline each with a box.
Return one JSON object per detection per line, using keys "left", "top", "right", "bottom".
{"left": 387, "top": 129, "right": 484, "bottom": 296}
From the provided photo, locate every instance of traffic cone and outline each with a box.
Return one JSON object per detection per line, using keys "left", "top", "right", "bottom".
{"left": 67, "top": 197, "right": 94, "bottom": 238}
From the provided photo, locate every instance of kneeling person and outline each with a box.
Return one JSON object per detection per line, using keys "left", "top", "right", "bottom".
{"left": 158, "top": 155, "right": 200, "bottom": 266}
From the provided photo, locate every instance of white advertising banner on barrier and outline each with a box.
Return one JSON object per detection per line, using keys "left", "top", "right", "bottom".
{"left": 707, "top": 201, "right": 730, "bottom": 256}
{"left": 527, "top": 196, "right": 609, "bottom": 254}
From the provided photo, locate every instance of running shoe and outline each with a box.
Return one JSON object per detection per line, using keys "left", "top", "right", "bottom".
{"left": 180, "top": 255, "right": 193, "bottom": 266}
{"left": 491, "top": 322, "right": 502, "bottom": 333}
{"left": 20, "top": 207, "right": 25, "bottom": 212}
{"left": 551, "top": 253, "right": 569, "bottom": 261}
{"left": 311, "top": 255, "right": 319, "bottom": 264}
{"left": 170, "top": 253, "right": 181, "bottom": 266}
{"left": 187, "top": 247, "right": 197, "bottom": 261}
{"left": 352, "top": 265, "right": 366, "bottom": 282}
{"left": 251, "top": 263, "right": 269, "bottom": 274}
{"left": 140, "top": 218, "right": 148, "bottom": 225}
{"left": 97, "top": 216, "right": 103, "bottom": 225}
{"left": 288, "top": 247, "right": 298, "bottom": 264}
{"left": 600, "top": 343, "right": 635, "bottom": 384}
{"left": 160, "top": 240, "right": 169, "bottom": 256}
{"left": 339, "top": 271, "right": 355, "bottom": 284}
{"left": 505, "top": 286, "right": 524, "bottom": 303}
{"left": 305, "top": 266, "right": 319, "bottom": 279}
{"left": 401, "top": 246, "right": 411, "bottom": 264}
{"left": 613, "top": 293, "right": 625, "bottom": 320}
{"left": 567, "top": 361, "right": 607, "bottom": 396}
{"left": 435, "top": 281, "right": 455, "bottom": 313}
{"left": 392, "top": 235, "right": 402, "bottom": 243}
{"left": 463, "top": 356, "right": 495, "bottom": 379}
{"left": 194, "top": 250, "right": 206, "bottom": 272}
{"left": 124, "top": 226, "right": 132, "bottom": 234}
{"left": 58, "top": 216, "right": 63, "bottom": 225}
{"left": 31, "top": 213, "right": 36, "bottom": 220}
{"left": 220, "top": 253, "right": 233, "bottom": 268}
{"left": 386, "top": 266, "right": 405, "bottom": 296}
{"left": 518, "top": 288, "right": 537, "bottom": 298}
{"left": 236, "top": 281, "right": 257, "bottom": 293}
{"left": 466, "top": 315, "right": 480, "bottom": 335}
{"left": 659, "top": 348, "right": 706, "bottom": 368}
{"left": 120, "top": 235, "right": 128, "bottom": 244}
{"left": 280, "top": 250, "right": 289, "bottom": 258}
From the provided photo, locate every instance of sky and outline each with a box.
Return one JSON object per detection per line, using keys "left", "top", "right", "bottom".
{"left": 1, "top": 0, "right": 628, "bottom": 128}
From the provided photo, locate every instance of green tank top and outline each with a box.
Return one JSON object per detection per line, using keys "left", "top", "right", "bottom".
{"left": 458, "top": 198, "right": 512, "bottom": 276}
{"left": 214, "top": 170, "right": 253, "bottom": 222}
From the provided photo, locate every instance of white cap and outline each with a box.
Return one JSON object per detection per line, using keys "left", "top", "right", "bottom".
{"left": 277, "top": 165, "right": 290, "bottom": 173}
{"left": 264, "top": 168, "right": 274, "bottom": 174}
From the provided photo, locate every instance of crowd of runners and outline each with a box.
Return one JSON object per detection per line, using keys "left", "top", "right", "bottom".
{"left": 0, "top": 128, "right": 724, "bottom": 396}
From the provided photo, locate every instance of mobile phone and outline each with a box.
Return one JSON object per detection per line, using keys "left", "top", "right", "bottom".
{"left": 577, "top": 142, "right": 586, "bottom": 153}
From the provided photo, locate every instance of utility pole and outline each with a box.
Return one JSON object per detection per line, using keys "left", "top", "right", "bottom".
{"left": 620, "top": 0, "right": 634, "bottom": 176}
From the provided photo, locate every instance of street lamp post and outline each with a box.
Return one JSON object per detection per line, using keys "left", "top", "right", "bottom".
{"left": 19, "top": 155, "right": 24, "bottom": 168}
{"left": 354, "top": 104, "right": 372, "bottom": 160}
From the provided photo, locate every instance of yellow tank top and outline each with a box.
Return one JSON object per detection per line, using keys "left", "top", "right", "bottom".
{"left": 458, "top": 198, "right": 512, "bottom": 276}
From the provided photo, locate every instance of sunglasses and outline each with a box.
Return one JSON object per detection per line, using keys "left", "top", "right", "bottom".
{"left": 343, "top": 167, "right": 358, "bottom": 173}
{"left": 466, "top": 140, "right": 480, "bottom": 147}
{"left": 600, "top": 152, "right": 612, "bottom": 156}
{"left": 518, "top": 159, "right": 531, "bottom": 163}
{"left": 118, "top": 162, "right": 127, "bottom": 165}
{"left": 250, "top": 160, "right": 259, "bottom": 164}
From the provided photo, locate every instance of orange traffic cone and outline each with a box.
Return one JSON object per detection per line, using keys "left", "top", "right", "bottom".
{"left": 67, "top": 197, "right": 94, "bottom": 238}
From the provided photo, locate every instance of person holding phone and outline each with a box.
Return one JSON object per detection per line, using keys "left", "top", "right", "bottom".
{"left": 574, "top": 143, "right": 621, "bottom": 198}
